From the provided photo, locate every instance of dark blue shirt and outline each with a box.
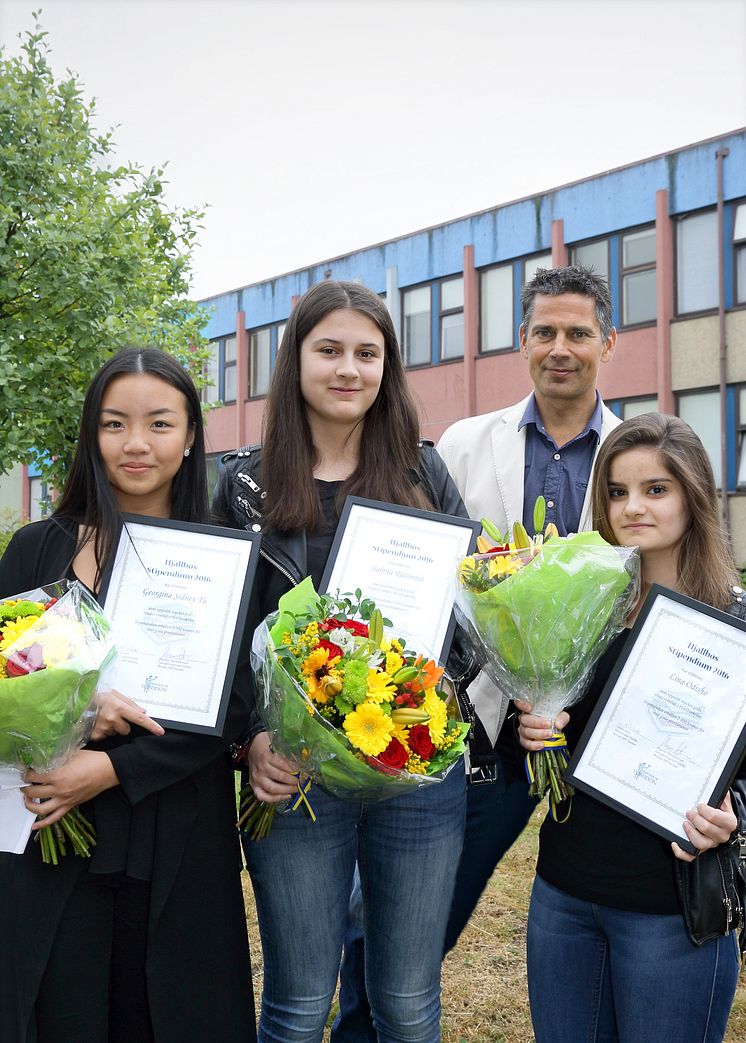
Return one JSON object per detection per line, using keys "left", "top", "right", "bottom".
{"left": 519, "top": 393, "right": 603, "bottom": 536}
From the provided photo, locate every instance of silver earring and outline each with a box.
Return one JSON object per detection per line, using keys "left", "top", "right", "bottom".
{"left": 184, "top": 447, "right": 191, "bottom": 458}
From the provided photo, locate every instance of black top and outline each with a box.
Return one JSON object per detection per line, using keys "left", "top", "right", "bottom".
{"left": 305, "top": 480, "right": 342, "bottom": 590}
{"left": 0, "top": 516, "right": 256, "bottom": 1041}
{"left": 536, "top": 632, "right": 680, "bottom": 914}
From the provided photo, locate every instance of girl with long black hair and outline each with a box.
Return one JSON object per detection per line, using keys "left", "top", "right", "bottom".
{"left": 0, "top": 348, "right": 256, "bottom": 1042}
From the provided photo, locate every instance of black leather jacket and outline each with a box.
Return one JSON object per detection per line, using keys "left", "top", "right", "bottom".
{"left": 213, "top": 441, "right": 482, "bottom": 739}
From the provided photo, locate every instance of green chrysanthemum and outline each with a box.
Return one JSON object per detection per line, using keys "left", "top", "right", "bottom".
{"left": 341, "top": 659, "right": 368, "bottom": 705}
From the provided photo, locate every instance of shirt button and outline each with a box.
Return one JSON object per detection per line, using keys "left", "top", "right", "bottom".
{"left": 547, "top": 501, "right": 554, "bottom": 508}
{"left": 553, "top": 453, "right": 561, "bottom": 461}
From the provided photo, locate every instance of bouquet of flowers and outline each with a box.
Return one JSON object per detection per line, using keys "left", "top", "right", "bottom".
{"left": 0, "top": 581, "right": 114, "bottom": 863}
{"left": 239, "top": 578, "right": 470, "bottom": 838}
{"left": 454, "top": 503, "right": 638, "bottom": 815}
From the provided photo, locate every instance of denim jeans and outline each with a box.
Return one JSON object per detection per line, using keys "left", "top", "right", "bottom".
{"left": 244, "top": 763, "right": 466, "bottom": 1043}
{"left": 331, "top": 754, "right": 536, "bottom": 1042}
{"left": 527, "top": 875, "right": 740, "bottom": 1043}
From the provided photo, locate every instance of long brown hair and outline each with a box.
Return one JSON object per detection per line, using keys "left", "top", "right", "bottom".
{"left": 592, "top": 413, "right": 737, "bottom": 610}
{"left": 261, "top": 280, "right": 432, "bottom": 531}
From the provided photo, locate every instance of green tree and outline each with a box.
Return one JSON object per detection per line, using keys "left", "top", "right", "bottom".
{"left": 0, "top": 16, "right": 210, "bottom": 491}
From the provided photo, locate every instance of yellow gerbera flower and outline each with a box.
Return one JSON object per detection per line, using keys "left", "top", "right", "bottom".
{"left": 301, "top": 647, "right": 341, "bottom": 704}
{"left": 385, "top": 650, "right": 404, "bottom": 676}
{"left": 422, "top": 688, "right": 447, "bottom": 744}
{"left": 0, "top": 614, "right": 40, "bottom": 652}
{"left": 343, "top": 702, "right": 395, "bottom": 756}
{"left": 366, "top": 669, "right": 397, "bottom": 704}
{"left": 391, "top": 723, "right": 411, "bottom": 751}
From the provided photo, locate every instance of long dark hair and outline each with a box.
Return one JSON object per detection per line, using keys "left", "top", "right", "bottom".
{"left": 262, "top": 280, "right": 432, "bottom": 531}
{"left": 54, "top": 348, "right": 208, "bottom": 585}
{"left": 592, "top": 413, "right": 737, "bottom": 610}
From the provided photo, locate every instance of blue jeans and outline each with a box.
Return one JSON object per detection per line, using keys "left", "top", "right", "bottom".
{"left": 331, "top": 755, "right": 536, "bottom": 1042}
{"left": 527, "top": 875, "right": 740, "bottom": 1043}
{"left": 244, "top": 764, "right": 466, "bottom": 1043}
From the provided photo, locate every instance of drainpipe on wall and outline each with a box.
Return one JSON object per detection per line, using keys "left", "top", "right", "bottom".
{"left": 716, "top": 147, "right": 729, "bottom": 529}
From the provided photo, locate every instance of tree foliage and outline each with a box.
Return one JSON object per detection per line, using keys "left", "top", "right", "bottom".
{"left": 0, "top": 16, "right": 210, "bottom": 491}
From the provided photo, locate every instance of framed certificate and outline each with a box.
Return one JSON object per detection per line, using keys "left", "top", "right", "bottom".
{"left": 320, "top": 497, "right": 480, "bottom": 663}
{"left": 566, "top": 585, "right": 746, "bottom": 853}
{"left": 100, "top": 515, "right": 261, "bottom": 735}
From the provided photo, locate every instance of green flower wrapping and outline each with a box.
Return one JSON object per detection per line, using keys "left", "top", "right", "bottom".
{"left": 456, "top": 532, "right": 639, "bottom": 721}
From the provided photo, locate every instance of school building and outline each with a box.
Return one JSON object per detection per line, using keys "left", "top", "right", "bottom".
{"left": 7, "top": 128, "right": 746, "bottom": 564}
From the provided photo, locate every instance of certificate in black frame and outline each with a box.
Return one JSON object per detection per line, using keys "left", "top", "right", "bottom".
{"left": 100, "top": 513, "right": 262, "bottom": 737}
{"left": 320, "top": 496, "right": 481, "bottom": 665}
{"left": 565, "top": 584, "right": 746, "bottom": 854}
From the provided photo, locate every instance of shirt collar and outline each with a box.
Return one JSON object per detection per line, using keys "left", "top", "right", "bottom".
{"left": 518, "top": 392, "right": 603, "bottom": 441}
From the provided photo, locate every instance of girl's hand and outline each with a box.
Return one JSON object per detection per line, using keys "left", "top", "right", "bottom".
{"left": 90, "top": 689, "right": 165, "bottom": 740}
{"left": 23, "top": 750, "right": 119, "bottom": 829}
{"left": 514, "top": 699, "right": 570, "bottom": 752}
{"left": 247, "top": 731, "right": 300, "bottom": 804}
{"left": 672, "top": 792, "right": 738, "bottom": 862}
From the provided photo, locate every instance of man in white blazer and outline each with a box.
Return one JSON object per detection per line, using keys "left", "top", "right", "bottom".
{"left": 437, "top": 264, "right": 620, "bottom": 951}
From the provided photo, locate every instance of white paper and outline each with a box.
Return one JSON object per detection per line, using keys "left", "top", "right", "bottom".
{"left": 323, "top": 503, "right": 476, "bottom": 659}
{"left": 0, "top": 768, "right": 34, "bottom": 855}
{"left": 571, "top": 596, "right": 746, "bottom": 843}
{"left": 102, "top": 522, "right": 258, "bottom": 731}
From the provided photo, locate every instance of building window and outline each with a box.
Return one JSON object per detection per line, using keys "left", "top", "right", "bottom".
{"left": 205, "top": 452, "right": 221, "bottom": 500}
{"left": 28, "top": 476, "right": 50, "bottom": 522}
{"left": 439, "top": 276, "right": 464, "bottom": 360}
{"left": 202, "top": 336, "right": 236, "bottom": 404}
{"left": 570, "top": 238, "right": 609, "bottom": 282}
{"left": 679, "top": 389, "right": 722, "bottom": 487}
{"left": 677, "top": 210, "right": 718, "bottom": 314}
{"left": 402, "top": 285, "right": 431, "bottom": 367}
{"left": 735, "top": 202, "right": 746, "bottom": 306}
{"left": 621, "top": 227, "right": 656, "bottom": 325}
{"left": 249, "top": 327, "right": 272, "bottom": 398}
{"left": 480, "top": 265, "right": 513, "bottom": 352}
{"left": 738, "top": 387, "right": 746, "bottom": 488}
{"left": 202, "top": 341, "right": 220, "bottom": 404}
{"left": 523, "top": 252, "right": 552, "bottom": 286}
{"left": 621, "top": 396, "right": 658, "bottom": 420}
{"left": 276, "top": 322, "right": 287, "bottom": 351}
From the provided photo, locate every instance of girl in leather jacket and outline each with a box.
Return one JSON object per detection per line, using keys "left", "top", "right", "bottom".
{"left": 518, "top": 413, "right": 746, "bottom": 1043}
{"left": 213, "top": 280, "right": 471, "bottom": 1043}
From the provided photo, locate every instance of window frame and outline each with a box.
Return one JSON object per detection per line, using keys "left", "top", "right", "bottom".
{"left": 478, "top": 262, "right": 515, "bottom": 355}
{"left": 437, "top": 275, "right": 464, "bottom": 363}
{"left": 619, "top": 224, "right": 657, "bottom": 329}
{"left": 201, "top": 335, "right": 237, "bottom": 405}
{"left": 248, "top": 325, "right": 273, "bottom": 400}
{"left": 733, "top": 199, "right": 746, "bottom": 308}
{"left": 675, "top": 206, "right": 719, "bottom": 319}
{"left": 401, "top": 281, "right": 433, "bottom": 369}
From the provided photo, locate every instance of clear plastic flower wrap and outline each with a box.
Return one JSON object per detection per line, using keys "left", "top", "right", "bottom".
{"left": 0, "top": 580, "right": 115, "bottom": 862}
{"left": 239, "top": 578, "right": 470, "bottom": 838}
{"left": 454, "top": 532, "right": 639, "bottom": 812}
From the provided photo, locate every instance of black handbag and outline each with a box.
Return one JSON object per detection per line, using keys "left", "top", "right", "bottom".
{"left": 676, "top": 830, "right": 746, "bottom": 956}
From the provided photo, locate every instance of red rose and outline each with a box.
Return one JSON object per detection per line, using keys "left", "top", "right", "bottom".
{"left": 320, "top": 618, "right": 369, "bottom": 638}
{"left": 371, "top": 737, "right": 409, "bottom": 774}
{"left": 407, "top": 724, "right": 436, "bottom": 760}
{"left": 5, "top": 643, "right": 45, "bottom": 676}
{"left": 317, "top": 638, "right": 343, "bottom": 661}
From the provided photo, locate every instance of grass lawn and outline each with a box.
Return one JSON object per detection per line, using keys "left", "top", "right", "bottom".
{"left": 242, "top": 803, "right": 746, "bottom": 1042}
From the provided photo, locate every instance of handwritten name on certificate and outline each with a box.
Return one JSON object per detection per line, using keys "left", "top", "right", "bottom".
{"left": 568, "top": 588, "right": 746, "bottom": 847}
{"left": 321, "top": 498, "right": 479, "bottom": 661}
{"left": 101, "top": 517, "right": 260, "bottom": 734}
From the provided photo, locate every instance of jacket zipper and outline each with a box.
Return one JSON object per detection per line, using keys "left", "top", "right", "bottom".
{"left": 716, "top": 851, "right": 734, "bottom": 934}
{"left": 259, "top": 547, "right": 300, "bottom": 588}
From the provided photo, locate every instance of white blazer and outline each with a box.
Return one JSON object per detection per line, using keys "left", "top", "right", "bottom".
{"left": 437, "top": 394, "right": 621, "bottom": 743}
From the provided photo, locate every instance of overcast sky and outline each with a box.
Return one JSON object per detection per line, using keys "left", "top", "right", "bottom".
{"left": 1, "top": 0, "right": 745, "bottom": 300}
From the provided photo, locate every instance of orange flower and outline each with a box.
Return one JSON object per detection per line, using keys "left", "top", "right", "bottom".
{"left": 409, "top": 656, "right": 443, "bottom": 694}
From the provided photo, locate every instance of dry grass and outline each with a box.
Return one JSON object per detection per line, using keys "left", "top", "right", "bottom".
{"left": 242, "top": 803, "right": 746, "bottom": 1042}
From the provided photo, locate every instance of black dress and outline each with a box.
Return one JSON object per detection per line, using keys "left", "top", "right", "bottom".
{"left": 0, "top": 517, "right": 257, "bottom": 1042}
